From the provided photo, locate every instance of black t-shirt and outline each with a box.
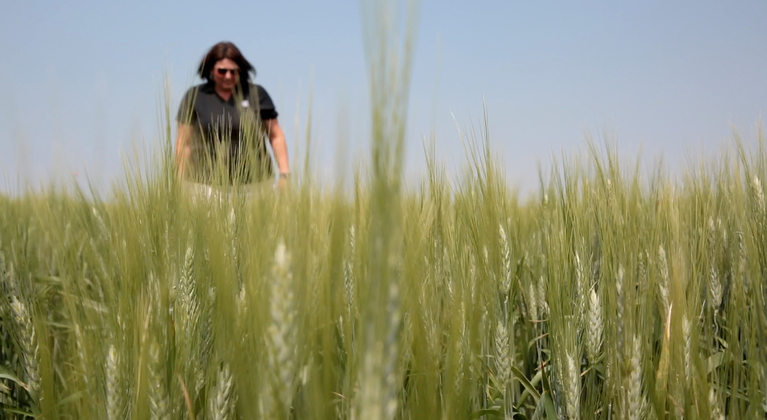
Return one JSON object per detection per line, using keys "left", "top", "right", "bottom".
{"left": 176, "top": 82, "right": 279, "bottom": 183}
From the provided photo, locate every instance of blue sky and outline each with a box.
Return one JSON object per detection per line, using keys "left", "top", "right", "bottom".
{"left": 1, "top": 1, "right": 766, "bottom": 193}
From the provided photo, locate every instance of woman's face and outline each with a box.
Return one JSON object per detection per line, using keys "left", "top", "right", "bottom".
{"left": 211, "top": 58, "right": 240, "bottom": 91}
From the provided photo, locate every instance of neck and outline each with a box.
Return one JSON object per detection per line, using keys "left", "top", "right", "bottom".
{"left": 215, "top": 86, "right": 233, "bottom": 101}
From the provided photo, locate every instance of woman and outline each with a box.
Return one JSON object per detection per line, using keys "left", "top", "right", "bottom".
{"left": 175, "top": 42, "right": 289, "bottom": 190}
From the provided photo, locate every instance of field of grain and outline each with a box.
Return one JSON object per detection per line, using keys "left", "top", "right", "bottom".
{"left": 2, "top": 129, "right": 766, "bottom": 419}
{"left": 2, "top": 2, "right": 767, "bottom": 418}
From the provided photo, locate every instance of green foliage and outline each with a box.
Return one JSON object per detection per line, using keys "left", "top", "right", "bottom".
{"left": 2, "top": 124, "right": 767, "bottom": 420}
{"left": 2, "top": 2, "right": 767, "bottom": 418}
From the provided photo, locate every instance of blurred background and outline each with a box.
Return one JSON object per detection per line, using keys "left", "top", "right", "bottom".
{"left": 1, "top": 0, "right": 765, "bottom": 195}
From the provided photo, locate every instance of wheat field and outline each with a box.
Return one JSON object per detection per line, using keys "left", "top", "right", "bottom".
{"left": 2, "top": 129, "right": 767, "bottom": 419}
{"left": 2, "top": 2, "right": 767, "bottom": 418}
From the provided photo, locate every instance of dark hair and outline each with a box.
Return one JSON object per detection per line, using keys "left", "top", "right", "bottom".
{"left": 197, "top": 42, "right": 256, "bottom": 83}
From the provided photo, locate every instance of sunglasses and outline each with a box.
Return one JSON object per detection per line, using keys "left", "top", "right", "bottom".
{"left": 215, "top": 68, "right": 239, "bottom": 75}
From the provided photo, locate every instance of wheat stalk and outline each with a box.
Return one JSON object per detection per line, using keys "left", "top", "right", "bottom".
{"left": 344, "top": 225, "right": 357, "bottom": 348}
{"left": 175, "top": 246, "right": 199, "bottom": 345}
{"left": 209, "top": 362, "right": 235, "bottom": 420}
{"left": 527, "top": 279, "right": 539, "bottom": 322}
{"left": 537, "top": 275, "right": 548, "bottom": 317}
{"left": 708, "top": 263, "right": 723, "bottom": 311}
{"left": 453, "top": 302, "right": 467, "bottom": 398}
{"left": 267, "top": 241, "right": 297, "bottom": 415}
{"left": 499, "top": 225, "right": 512, "bottom": 294}
{"left": 494, "top": 321, "right": 511, "bottom": 391}
{"left": 736, "top": 232, "right": 748, "bottom": 294}
{"left": 657, "top": 246, "right": 669, "bottom": 314}
{"left": 625, "top": 336, "right": 646, "bottom": 420}
{"left": 615, "top": 266, "right": 625, "bottom": 353}
{"left": 197, "top": 286, "right": 216, "bottom": 395}
{"left": 382, "top": 280, "right": 402, "bottom": 420}
{"left": 11, "top": 297, "right": 40, "bottom": 399}
{"left": 682, "top": 315, "right": 692, "bottom": 382}
{"left": 149, "top": 342, "right": 170, "bottom": 420}
{"left": 574, "top": 252, "right": 586, "bottom": 319}
{"left": 565, "top": 352, "right": 580, "bottom": 420}
{"left": 586, "top": 288, "right": 603, "bottom": 365}
{"left": 709, "top": 386, "right": 724, "bottom": 420}
{"left": 354, "top": 276, "right": 402, "bottom": 420}
{"left": 105, "top": 345, "right": 124, "bottom": 420}
{"left": 751, "top": 175, "right": 765, "bottom": 215}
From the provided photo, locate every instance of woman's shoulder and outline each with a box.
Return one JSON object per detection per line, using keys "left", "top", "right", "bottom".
{"left": 184, "top": 82, "right": 213, "bottom": 96}
{"left": 177, "top": 83, "right": 210, "bottom": 121}
{"left": 179, "top": 83, "right": 214, "bottom": 110}
{"left": 247, "top": 83, "right": 277, "bottom": 116}
{"left": 248, "top": 83, "right": 275, "bottom": 102}
{"left": 248, "top": 83, "right": 273, "bottom": 94}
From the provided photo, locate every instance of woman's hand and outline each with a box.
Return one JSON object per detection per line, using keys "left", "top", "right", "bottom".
{"left": 277, "top": 173, "right": 289, "bottom": 191}
{"left": 175, "top": 123, "right": 193, "bottom": 180}
{"left": 265, "top": 118, "right": 290, "bottom": 186}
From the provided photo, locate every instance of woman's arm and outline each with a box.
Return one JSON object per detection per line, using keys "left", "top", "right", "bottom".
{"left": 175, "top": 123, "right": 193, "bottom": 180}
{"left": 265, "top": 118, "right": 290, "bottom": 179}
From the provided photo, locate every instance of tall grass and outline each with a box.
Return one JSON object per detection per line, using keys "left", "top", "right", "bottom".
{"left": 2, "top": 2, "right": 767, "bottom": 419}
{"left": 2, "top": 121, "right": 767, "bottom": 420}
